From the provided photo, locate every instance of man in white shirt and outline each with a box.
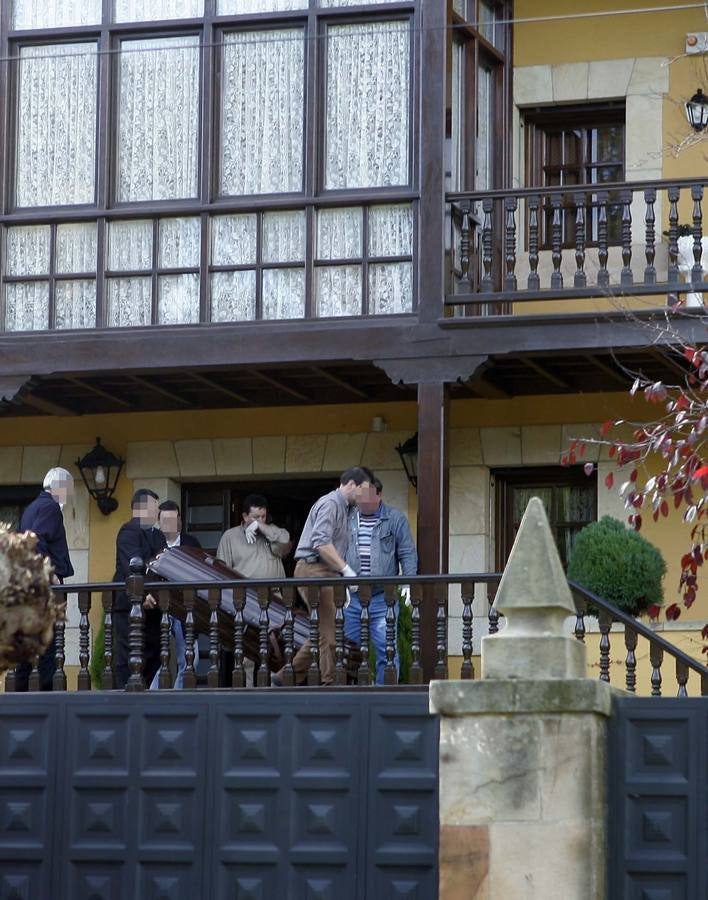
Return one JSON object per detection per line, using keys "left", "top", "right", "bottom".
{"left": 217, "top": 494, "right": 291, "bottom": 579}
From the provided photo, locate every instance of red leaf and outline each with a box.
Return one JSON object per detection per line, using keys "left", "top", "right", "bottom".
{"left": 579, "top": 443, "right": 586, "bottom": 458}
{"left": 665, "top": 603, "right": 681, "bottom": 621}
{"left": 676, "top": 393, "right": 690, "bottom": 411}
{"left": 600, "top": 420, "right": 612, "bottom": 436}
{"left": 630, "top": 468, "right": 638, "bottom": 482}
{"left": 660, "top": 500, "right": 669, "bottom": 518}
{"left": 604, "top": 471, "right": 614, "bottom": 490}
{"left": 692, "top": 465, "right": 708, "bottom": 480}
{"left": 684, "top": 589, "right": 696, "bottom": 608}
{"left": 560, "top": 455, "right": 569, "bottom": 467}
{"left": 647, "top": 604, "right": 661, "bottom": 619}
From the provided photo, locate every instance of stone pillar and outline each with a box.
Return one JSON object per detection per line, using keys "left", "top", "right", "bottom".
{"left": 430, "top": 497, "right": 614, "bottom": 900}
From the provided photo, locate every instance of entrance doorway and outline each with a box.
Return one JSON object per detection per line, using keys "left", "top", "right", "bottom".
{"left": 181, "top": 477, "right": 337, "bottom": 575}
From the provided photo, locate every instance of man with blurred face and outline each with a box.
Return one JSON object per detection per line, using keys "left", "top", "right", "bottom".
{"left": 217, "top": 494, "right": 290, "bottom": 579}
{"left": 16, "top": 467, "right": 75, "bottom": 691}
{"left": 271, "top": 467, "right": 370, "bottom": 687}
{"left": 112, "top": 489, "right": 166, "bottom": 688}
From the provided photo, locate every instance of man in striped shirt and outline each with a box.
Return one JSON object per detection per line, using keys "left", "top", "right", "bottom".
{"left": 343, "top": 476, "right": 417, "bottom": 684}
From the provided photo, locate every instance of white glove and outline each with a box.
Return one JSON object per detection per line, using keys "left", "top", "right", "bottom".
{"left": 400, "top": 585, "right": 411, "bottom": 607}
{"left": 245, "top": 520, "right": 259, "bottom": 544}
{"left": 340, "top": 564, "right": 358, "bottom": 594}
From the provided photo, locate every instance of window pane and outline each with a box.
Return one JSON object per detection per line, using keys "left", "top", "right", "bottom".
{"left": 369, "top": 262, "right": 412, "bottom": 314}
{"left": 262, "top": 269, "right": 305, "bottom": 319}
{"left": 262, "top": 211, "right": 306, "bottom": 263}
{"left": 368, "top": 204, "right": 413, "bottom": 257}
{"left": 218, "top": 0, "right": 305, "bottom": 11}
{"left": 512, "top": 487, "right": 553, "bottom": 526}
{"left": 476, "top": 65, "right": 493, "bottom": 191}
{"left": 118, "top": 37, "right": 200, "bottom": 202}
{"left": 594, "top": 126, "right": 623, "bottom": 163}
{"left": 107, "top": 220, "right": 153, "bottom": 270}
{"left": 210, "top": 271, "right": 256, "bottom": 322}
{"left": 56, "top": 224, "right": 97, "bottom": 274}
{"left": 221, "top": 30, "right": 304, "bottom": 196}
{"left": 12, "top": 0, "right": 101, "bottom": 28}
{"left": 16, "top": 44, "right": 97, "bottom": 207}
{"left": 55, "top": 280, "right": 96, "bottom": 329}
{"left": 557, "top": 485, "right": 595, "bottom": 523}
{"left": 478, "top": 0, "right": 498, "bottom": 46}
{"left": 450, "top": 40, "right": 465, "bottom": 191}
{"left": 107, "top": 277, "right": 152, "bottom": 327}
{"left": 159, "top": 218, "right": 201, "bottom": 268}
{"left": 158, "top": 274, "right": 200, "bottom": 324}
{"left": 211, "top": 215, "right": 257, "bottom": 266}
{"left": 5, "top": 226, "right": 50, "bottom": 276}
{"left": 316, "top": 208, "right": 362, "bottom": 260}
{"left": 325, "top": 21, "right": 410, "bottom": 190}
{"left": 320, "top": 0, "right": 403, "bottom": 5}
{"left": 114, "top": 0, "right": 203, "bottom": 21}
{"left": 316, "top": 266, "right": 362, "bottom": 317}
{"left": 5, "top": 282, "right": 49, "bottom": 331}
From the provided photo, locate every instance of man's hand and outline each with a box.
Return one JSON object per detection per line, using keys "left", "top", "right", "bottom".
{"left": 340, "top": 564, "right": 358, "bottom": 594}
{"left": 51, "top": 574, "right": 61, "bottom": 586}
{"left": 143, "top": 593, "right": 157, "bottom": 610}
{"left": 245, "top": 520, "right": 259, "bottom": 544}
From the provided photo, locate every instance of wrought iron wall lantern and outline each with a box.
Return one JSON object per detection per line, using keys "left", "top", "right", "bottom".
{"left": 76, "top": 437, "right": 124, "bottom": 516}
{"left": 395, "top": 432, "right": 418, "bottom": 490}
{"left": 685, "top": 87, "right": 708, "bottom": 132}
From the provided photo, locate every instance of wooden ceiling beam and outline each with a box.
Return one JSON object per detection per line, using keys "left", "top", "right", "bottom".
{"left": 582, "top": 354, "right": 628, "bottom": 387}
{"left": 518, "top": 356, "right": 572, "bottom": 390}
{"left": 252, "top": 370, "right": 311, "bottom": 402}
{"left": 311, "top": 367, "right": 370, "bottom": 399}
{"left": 19, "top": 392, "right": 78, "bottom": 417}
{"left": 67, "top": 377, "right": 134, "bottom": 409}
{"left": 129, "top": 376, "right": 192, "bottom": 406}
{"left": 190, "top": 372, "right": 256, "bottom": 405}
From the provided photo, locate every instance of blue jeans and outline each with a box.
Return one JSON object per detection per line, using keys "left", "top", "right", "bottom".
{"left": 343, "top": 590, "right": 399, "bottom": 685}
{"left": 149, "top": 618, "right": 199, "bottom": 689}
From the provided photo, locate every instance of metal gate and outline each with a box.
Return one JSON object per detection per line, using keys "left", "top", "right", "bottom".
{"left": 608, "top": 697, "right": 708, "bottom": 900}
{"left": 0, "top": 689, "right": 438, "bottom": 900}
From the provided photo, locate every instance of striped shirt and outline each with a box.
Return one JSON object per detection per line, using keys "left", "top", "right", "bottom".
{"left": 357, "top": 511, "right": 379, "bottom": 577}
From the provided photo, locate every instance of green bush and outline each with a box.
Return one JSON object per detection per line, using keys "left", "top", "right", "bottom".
{"left": 567, "top": 516, "right": 666, "bottom": 616}
{"left": 89, "top": 621, "right": 104, "bottom": 689}
{"left": 368, "top": 592, "right": 413, "bottom": 683}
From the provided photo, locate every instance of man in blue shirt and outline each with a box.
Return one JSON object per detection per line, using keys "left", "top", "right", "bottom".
{"left": 344, "top": 476, "right": 417, "bottom": 684}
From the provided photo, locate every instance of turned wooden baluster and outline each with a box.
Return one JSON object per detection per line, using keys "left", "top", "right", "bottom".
{"left": 409, "top": 584, "right": 423, "bottom": 685}
{"left": 334, "top": 583, "right": 346, "bottom": 686}
{"left": 573, "top": 598, "right": 586, "bottom": 643}
{"left": 504, "top": 196, "right": 518, "bottom": 291}
{"left": 650, "top": 642, "right": 663, "bottom": 696}
{"left": 208, "top": 588, "right": 220, "bottom": 689}
{"left": 53, "top": 605, "right": 67, "bottom": 691}
{"left": 488, "top": 592, "right": 499, "bottom": 635}
{"left": 624, "top": 624, "right": 637, "bottom": 693}
{"left": 232, "top": 586, "right": 246, "bottom": 687}
{"left": 574, "top": 197, "right": 586, "bottom": 287}
{"left": 460, "top": 581, "right": 474, "bottom": 680}
{"left": 76, "top": 591, "right": 91, "bottom": 691}
{"left": 550, "top": 194, "right": 563, "bottom": 288}
{"left": 527, "top": 194, "right": 540, "bottom": 290}
{"left": 282, "top": 585, "right": 296, "bottom": 687}
{"left": 383, "top": 584, "right": 398, "bottom": 686}
{"left": 597, "top": 191, "right": 610, "bottom": 287}
{"left": 126, "top": 558, "right": 145, "bottom": 692}
{"left": 644, "top": 186, "right": 656, "bottom": 284}
{"left": 308, "top": 585, "right": 322, "bottom": 686}
{"left": 256, "top": 587, "right": 270, "bottom": 687}
{"left": 480, "top": 198, "right": 494, "bottom": 292}
{"left": 691, "top": 184, "right": 704, "bottom": 285}
{"left": 459, "top": 204, "right": 472, "bottom": 288}
{"left": 620, "top": 189, "right": 633, "bottom": 286}
{"left": 183, "top": 589, "right": 197, "bottom": 689}
{"left": 598, "top": 609, "right": 612, "bottom": 683}
{"left": 28, "top": 657, "right": 40, "bottom": 691}
{"left": 675, "top": 660, "right": 688, "bottom": 697}
{"left": 357, "top": 584, "right": 371, "bottom": 686}
{"left": 157, "top": 590, "right": 171, "bottom": 689}
{"left": 102, "top": 591, "right": 114, "bottom": 690}
{"left": 667, "top": 185, "right": 680, "bottom": 283}
{"left": 434, "top": 584, "right": 448, "bottom": 680}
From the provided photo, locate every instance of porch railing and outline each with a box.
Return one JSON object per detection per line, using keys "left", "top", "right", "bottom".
{"left": 3, "top": 568, "right": 706, "bottom": 694}
{"left": 447, "top": 177, "right": 708, "bottom": 313}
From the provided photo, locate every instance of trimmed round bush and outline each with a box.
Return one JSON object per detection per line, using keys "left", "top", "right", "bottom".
{"left": 566, "top": 516, "right": 665, "bottom": 617}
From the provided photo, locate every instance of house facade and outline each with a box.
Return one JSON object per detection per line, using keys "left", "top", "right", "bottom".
{"left": 0, "top": 0, "right": 706, "bottom": 688}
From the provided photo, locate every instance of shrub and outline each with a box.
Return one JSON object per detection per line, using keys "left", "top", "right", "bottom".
{"left": 89, "top": 620, "right": 104, "bottom": 689}
{"left": 567, "top": 516, "right": 666, "bottom": 617}
{"left": 368, "top": 590, "right": 413, "bottom": 683}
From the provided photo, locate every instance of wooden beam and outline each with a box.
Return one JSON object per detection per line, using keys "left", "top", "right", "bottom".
{"left": 129, "top": 376, "right": 192, "bottom": 406}
{"left": 582, "top": 354, "right": 628, "bottom": 387}
{"left": 518, "top": 356, "right": 571, "bottom": 390}
{"left": 190, "top": 372, "right": 256, "bottom": 405}
{"left": 19, "top": 392, "right": 77, "bottom": 417}
{"left": 252, "top": 370, "right": 311, "bottom": 402}
{"left": 311, "top": 367, "right": 370, "bottom": 399}
{"left": 67, "top": 377, "right": 134, "bottom": 409}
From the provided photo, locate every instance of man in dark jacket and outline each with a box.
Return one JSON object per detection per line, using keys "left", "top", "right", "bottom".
{"left": 16, "top": 467, "right": 75, "bottom": 691}
{"left": 113, "top": 488, "right": 166, "bottom": 689}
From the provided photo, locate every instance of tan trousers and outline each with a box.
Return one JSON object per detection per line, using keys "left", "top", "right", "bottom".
{"left": 280, "top": 559, "right": 336, "bottom": 685}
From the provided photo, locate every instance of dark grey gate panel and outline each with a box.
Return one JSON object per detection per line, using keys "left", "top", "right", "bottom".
{"left": 609, "top": 697, "right": 707, "bottom": 900}
{"left": 0, "top": 690, "right": 437, "bottom": 900}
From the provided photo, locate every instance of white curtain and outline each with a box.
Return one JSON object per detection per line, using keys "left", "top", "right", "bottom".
{"left": 317, "top": 208, "right": 362, "bottom": 260}
{"left": 211, "top": 215, "right": 257, "bottom": 266}
{"left": 114, "top": 0, "right": 203, "bottom": 22}
{"left": 221, "top": 30, "right": 305, "bottom": 196}
{"left": 56, "top": 224, "right": 97, "bottom": 274}
{"left": 263, "top": 269, "right": 305, "bottom": 319}
{"left": 159, "top": 218, "right": 201, "bottom": 268}
{"left": 368, "top": 204, "right": 413, "bottom": 257}
{"left": 325, "top": 21, "right": 410, "bottom": 190}
{"left": 108, "top": 278, "right": 152, "bottom": 327}
{"left": 16, "top": 43, "right": 97, "bottom": 207}
{"left": 218, "top": 0, "right": 305, "bottom": 11}
{"left": 158, "top": 275, "right": 200, "bottom": 324}
{"left": 107, "top": 220, "right": 153, "bottom": 271}
{"left": 316, "top": 266, "right": 361, "bottom": 317}
{"left": 262, "top": 210, "right": 305, "bottom": 263}
{"left": 211, "top": 271, "right": 256, "bottom": 322}
{"left": 369, "top": 262, "right": 412, "bottom": 314}
{"left": 12, "top": 0, "right": 100, "bottom": 28}
{"left": 118, "top": 37, "right": 200, "bottom": 202}
{"left": 5, "top": 225, "right": 50, "bottom": 276}
{"left": 55, "top": 281, "right": 96, "bottom": 329}
{"left": 4, "top": 283, "right": 49, "bottom": 331}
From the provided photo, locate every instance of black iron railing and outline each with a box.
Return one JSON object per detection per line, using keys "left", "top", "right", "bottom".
{"left": 4, "top": 568, "right": 706, "bottom": 694}
{"left": 447, "top": 177, "right": 708, "bottom": 312}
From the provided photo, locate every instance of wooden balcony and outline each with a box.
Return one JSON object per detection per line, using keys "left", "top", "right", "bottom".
{"left": 447, "top": 177, "right": 708, "bottom": 314}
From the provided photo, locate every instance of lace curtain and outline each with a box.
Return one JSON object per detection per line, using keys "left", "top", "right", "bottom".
{"left": 118, "top": 37, "right": 200, "bottom": 202}
{"left": 11, "top": 0, "right": 100, "bottom": 28}
{"left": 325, "top": 21, "right": 410, "bottom": 190}
{"left": 3, "top": 225, "right": 50, "bottom": 330}
{"left": 114, "top": 0, "right": 203, "bottom": 21}
{"left": 221, "top": 30, "right": 305, "bottom": 196}
{"left": 16, "top": 44, "right": 97, "bottom": 207}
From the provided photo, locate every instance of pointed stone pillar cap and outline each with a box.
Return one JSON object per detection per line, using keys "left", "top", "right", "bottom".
{"left": 482, "top": 496, "right": 586, "bottom": 679}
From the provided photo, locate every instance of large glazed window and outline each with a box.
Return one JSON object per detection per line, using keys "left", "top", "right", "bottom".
{"left": 117, "top": 36, "right": 200, "bottom": 202}
{"left": 11, "top": 0, "right": 101, "bottom": 28}
{"left": 15, "top": 44, "right": 97, "bottom": 208}
{"left": 325, "top": 21, "right": 410, "bottom": 190}
{"left": 220, "top": 29, "right": 305, "bottom": 196}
